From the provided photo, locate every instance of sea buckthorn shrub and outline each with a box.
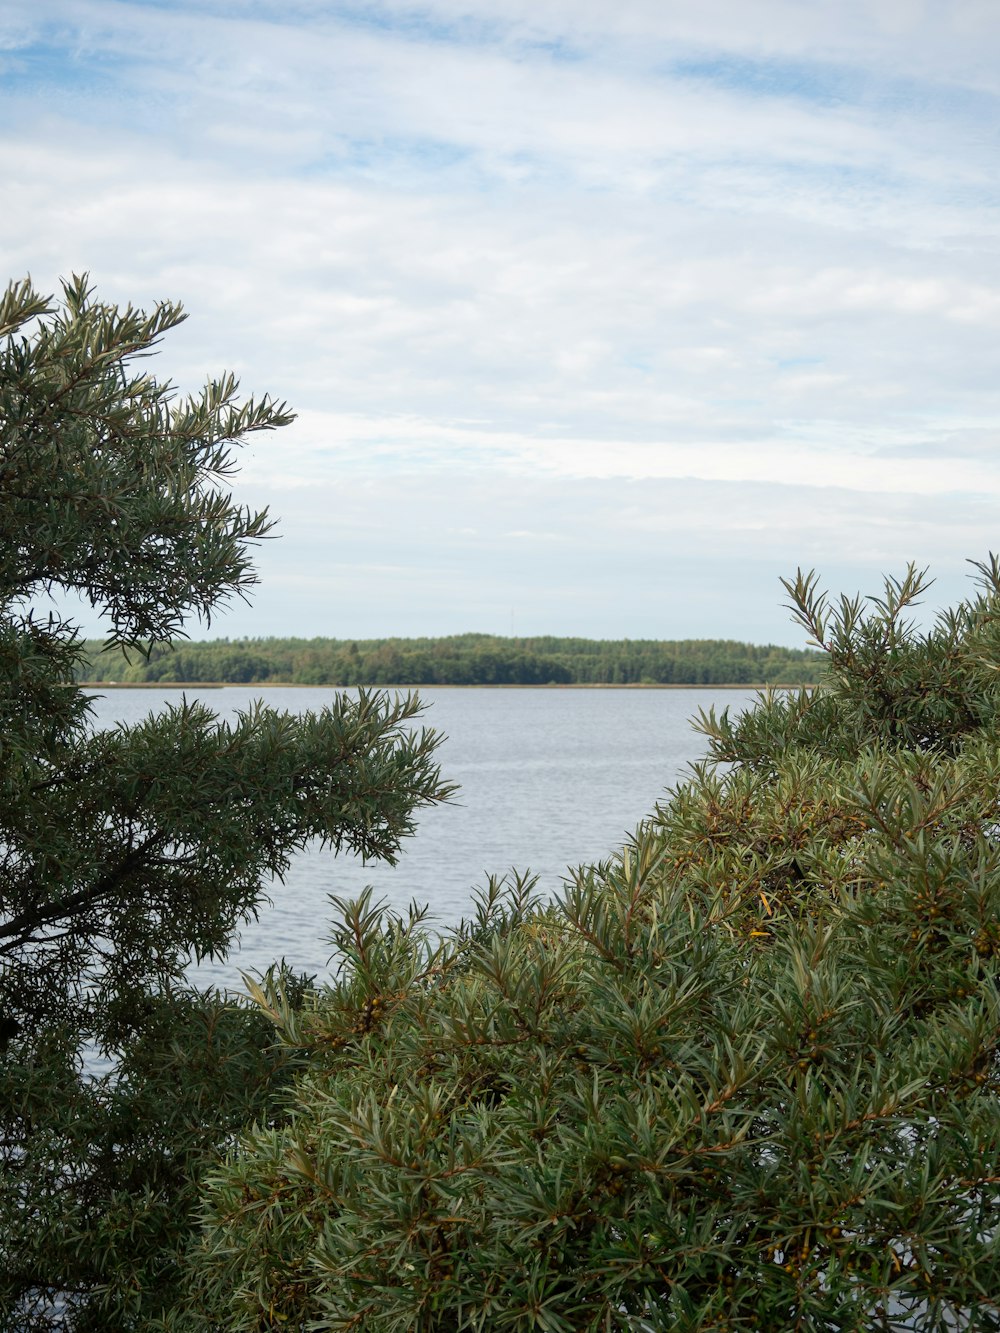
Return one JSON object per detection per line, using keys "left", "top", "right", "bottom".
{"left": 0, "top": 277, "right": 454, "bottom": 1331}
{"left": 178, "top": 563, "right": 1000, "bottom": 1332}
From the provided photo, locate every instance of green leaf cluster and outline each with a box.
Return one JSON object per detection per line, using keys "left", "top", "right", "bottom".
{"left": 180, "top": 564, "right": 1000, "bottom": 1331}
{"left": 0, "top": 278, "right": 455, "bottom": 1328}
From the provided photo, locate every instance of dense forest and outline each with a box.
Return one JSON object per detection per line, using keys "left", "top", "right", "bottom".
{"left": 75, "top": 633, "right": 826, "bottom": 687}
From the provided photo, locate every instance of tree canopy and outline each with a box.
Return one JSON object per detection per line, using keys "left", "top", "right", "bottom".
{"left": 177, "top": 563, "right": 1000, "bottom": 1331}
{"left": 0, "top": 276, "right": 454, "bottom": 1329}
{"left": 73, "top": 634, "right": 825, "bottom": 688}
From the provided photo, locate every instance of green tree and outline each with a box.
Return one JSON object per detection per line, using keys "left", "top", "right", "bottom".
{"left": 182, "top": 563, "right": 1000, "bottom": 1331}
{"left": 0, "top": 276, "right": 455, "bottom": 1329}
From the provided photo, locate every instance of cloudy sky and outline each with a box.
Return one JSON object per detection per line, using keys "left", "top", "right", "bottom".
{"left": 3, "top": 0, "right": 999, "bottom": 644}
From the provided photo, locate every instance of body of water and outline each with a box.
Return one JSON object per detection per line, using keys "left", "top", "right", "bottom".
{"left": 84, "top": 685, "right": 757, "bottom": 990}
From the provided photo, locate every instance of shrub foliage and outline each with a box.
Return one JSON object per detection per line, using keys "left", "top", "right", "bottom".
{"left": 181, "top": 563, "right": 1000, "bottom": 1332}
{"left": 0, "top": 277, "right": 454, "bottom": 1329}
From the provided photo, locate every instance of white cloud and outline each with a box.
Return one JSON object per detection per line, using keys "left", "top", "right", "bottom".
{"left": 2, "top": 0, "right": 999, "bottom": 638}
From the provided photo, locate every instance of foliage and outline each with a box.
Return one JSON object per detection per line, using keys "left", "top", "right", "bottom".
{"left": 73, "top": 633, "right": 826, "bottom": 688}
{"left": 0, "top": 277, "right": 455, "bottom": 1329}
{"left": 180, "top": 562, "right": 1000, "bottom": 1331}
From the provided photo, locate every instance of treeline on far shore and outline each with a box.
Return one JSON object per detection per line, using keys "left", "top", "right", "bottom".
{"left": 75, "top": 633, "right": 827, "bottom": 687}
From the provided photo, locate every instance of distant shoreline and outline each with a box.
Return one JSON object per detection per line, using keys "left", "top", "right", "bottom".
{"left": 80, "top": 680, "right": 809, "bottom": 691}
{"left": 78, "top": 634, "right": 823, "bottom": 690}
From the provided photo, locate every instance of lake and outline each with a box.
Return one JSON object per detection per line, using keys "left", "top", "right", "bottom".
{"left": 84, "top": 685, "right": 757, "bottom": 991}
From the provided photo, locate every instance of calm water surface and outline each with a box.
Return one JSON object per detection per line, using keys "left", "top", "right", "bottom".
{"left": 85, "top": 686, "right": 756, "bottom": 990}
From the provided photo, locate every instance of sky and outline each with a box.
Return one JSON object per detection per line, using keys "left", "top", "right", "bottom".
{"left": 2, "top": 0, "right": 1000, "bottom": 645}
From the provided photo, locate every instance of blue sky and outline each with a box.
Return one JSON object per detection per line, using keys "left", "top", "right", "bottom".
{"left": 3, "top": 0, "right": 1000, "bottom": 644}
